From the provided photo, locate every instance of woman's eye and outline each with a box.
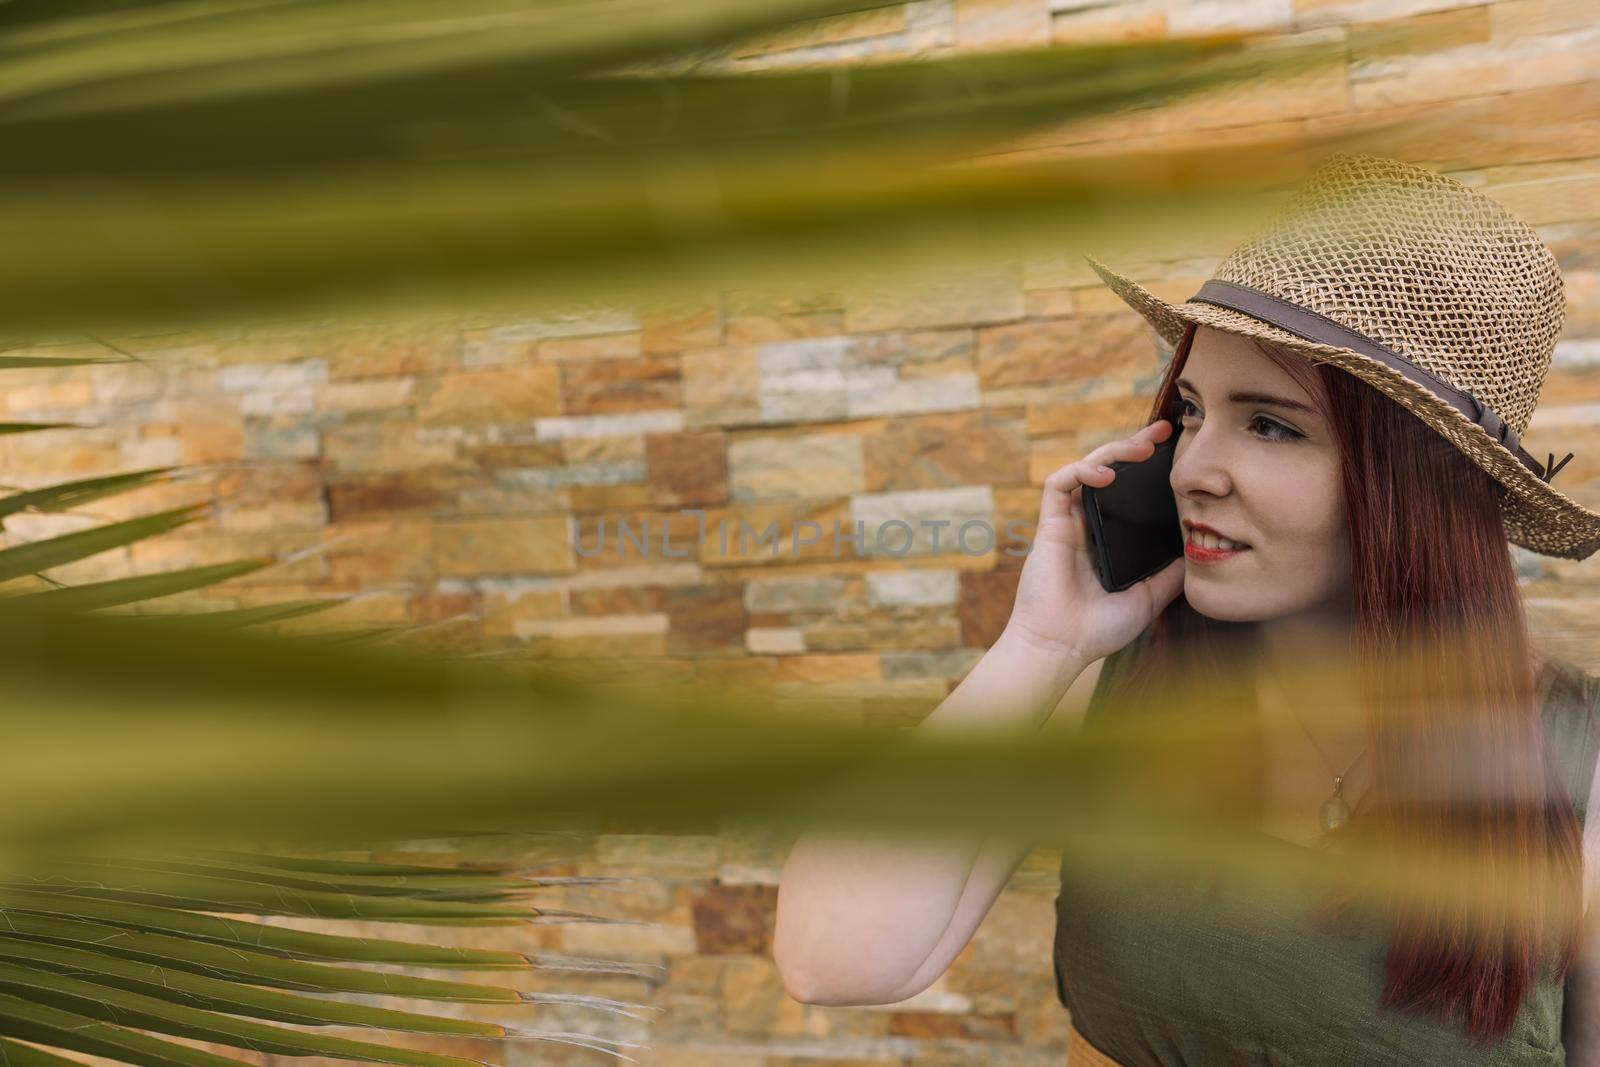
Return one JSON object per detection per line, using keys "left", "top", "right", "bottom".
{"left": 1174, "top": 399, "right": 1300, "bottom": 442}
{"left": 1249, "top": 415, "right": 1301, "bottom": 442}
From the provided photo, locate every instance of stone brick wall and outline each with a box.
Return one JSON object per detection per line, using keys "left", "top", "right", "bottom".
{"left": 4, "top": 1, "right": 1598, "bottom": 1064}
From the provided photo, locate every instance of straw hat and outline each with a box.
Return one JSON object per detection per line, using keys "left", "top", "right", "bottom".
{"left": 1086, "top": 152, "right": 1598, "bottom": 561}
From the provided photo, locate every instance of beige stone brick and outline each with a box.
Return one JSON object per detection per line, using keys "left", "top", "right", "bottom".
{"left": 1, "top": 374, "right": 94, "bottom": 415}
{"left": 417, "top": 364, "right": 561, "bottom": 424}
{"left": 536, "top": 331, "right": 645, "bottom": 363}
{"left": 480, "top": 584, "right": 565, "bottom": 638}
{"left": 1050, "top": 6, "right": 1167, "bottom": 43}
{"left": 1028, "top": 391, "right": 1156, "bottom": 437}
{"left": 1491, "top": 0, "right": 1594, "bottom": 39}
{"left": 327, "top": 469, "right": 469, "bottom": 521}
{"left": 729, "top": 432, "right": 864, "bottom": 502}
{"left": 309, "top": 323, "right": 463, "bottom": 379}
{"left": 458, "top": 326, "right": 538, "bottom": 369}
{"left": 774, "top": 652, "right": 880, "bottom": 685}
{"left": 683, "top": 346, "right": 762, "bottom": 429}
{"left": 323, "top": 421, "right": 459, "bottom": 473}
{"left": 862, "top": 410, "right": 1029, "bottom": 492}
{"left": 317, "top": 377, "right": 415, "bottom": 414}
{"left": 319, "top": 518, "right": 432, "bottom": 587}
{"left": 746, "top": 627, "right": 806, "bottom": 654}
{"left": 572, "top": 508, "right": 707, "bottom": 569}
{"left": 723, "top": 956, "right": 807, "bottom": 1037}
{"left": 696, "top": 499, "right": 854, "bottom": 568}
{"left": 957, "top": 0, "right": 1051, "bottom": 45}
{"left": 723, "top": 310, "right": 848, "bottom": 345}
{"left": 560, "top": 356, "right": 681, "bottom": 415}
{"left": 434, "top": 514, "right": 574, "bottom": 577}
{"left": 1305, "top": 82, "right": 1600, "bottom": 169}
{"left": 731, "top": 5, "right": 908, "bottom": 57}
{"left": 568, "top": 483, "right": 654, "bottom": 513}
{"left": 960, "top": 568, "right": 1020, "bottom": 647}
{"left": 976, "top": 315, "right": 1151, "bottom": 392}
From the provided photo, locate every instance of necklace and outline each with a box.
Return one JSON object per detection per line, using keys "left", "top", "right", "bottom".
{"left": 1290, "top": 710, "right": 1368, "bottom": 833}
{"left": 1260, "top": 667, "right": 1368, "bottom": 834}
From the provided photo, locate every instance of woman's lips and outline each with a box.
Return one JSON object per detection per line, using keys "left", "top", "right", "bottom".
{"left": 1184, "top": 537, "right": 1251, "bottom": 564}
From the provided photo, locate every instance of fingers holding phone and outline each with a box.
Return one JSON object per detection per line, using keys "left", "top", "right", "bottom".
{"left": 1007, "top": 419, "right": 1185, "bottom": 663}
{"left": 1036, "top": 418, "right": 1175, "bottom": 535}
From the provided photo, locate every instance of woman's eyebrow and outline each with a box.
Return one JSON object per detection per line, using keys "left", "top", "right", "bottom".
{"left": 1175, "top": 377, "right": 1319, "bottom": 416}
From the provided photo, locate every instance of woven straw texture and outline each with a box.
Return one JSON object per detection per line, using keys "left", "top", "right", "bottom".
{"left": 1087, "top": 152, "right": 1600, "bottom": 561}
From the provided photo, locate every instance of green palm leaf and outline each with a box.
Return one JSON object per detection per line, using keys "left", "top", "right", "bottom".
{"left": 0, "top": 503, "right": 209, "bottom": 582}
{"left": 0, "top": 355, "right": 121, "bottom": 369}
{"left": 0, "top": 6, "right": 1467, "bottom": 1067}
{"left": 6, "top": 560, "right": 270, "bottom": 611}
{"left": 0, "top": 422, "right": 84, "bottom": 435}
{"left": 0, "top": 961, "right": 498, "bottom": 1067}
{"left": 0, "top": 992, "right": 254, "bottom": 1067}
{"left": 127, "top": 599, "right": 347, "bottom": 627}
{"left": 0, "top": 1036, "right": 89, "bottom": 1067}
{"left": 0, "top": 467, "right": 178, "bottom": 522}
{"left": 0, "top": 885, "right": 562, "bottom": 967}
{"left": 0, "top": 911, "right": 569, "bottom": 995}
{"left": 0, "top": 0, "right": 1419, "bottom": 336}
{"left": 0, "top": 939, "right": 533, "bottom": 1034}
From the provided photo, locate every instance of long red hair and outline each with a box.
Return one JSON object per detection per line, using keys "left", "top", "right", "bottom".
{"left": 1107, "top": 320, "right": 1584, "bottom": 1044}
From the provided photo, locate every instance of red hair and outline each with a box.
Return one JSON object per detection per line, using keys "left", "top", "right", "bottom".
{"left": 1107, "top": 320, "right": 1584, "bottom": 1044}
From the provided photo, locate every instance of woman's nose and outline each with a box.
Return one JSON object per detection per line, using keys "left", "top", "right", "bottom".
{"left": 1169, "top": 423, "right": 1232, "bottom": 500}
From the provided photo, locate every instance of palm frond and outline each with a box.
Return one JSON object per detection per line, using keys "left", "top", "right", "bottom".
{"left": 125, "top": 599, "right": 349, "bottom": 627}
{"left": 0, "top": 0, "right": 1423, "bottom": 336}
{"left": 0, "top": 467, "right": 179, "bottom": 523}
{"left": 0, "top": 846, "right": 663, "bottom": 1062}
{"left": 5, "top": 560, "right": 270, "bottom": 611}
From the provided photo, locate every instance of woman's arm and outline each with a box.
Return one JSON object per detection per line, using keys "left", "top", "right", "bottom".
{"left": 875, "top": 656, "right": 1107, "bottom": 1002}
{"left": 772, "top": 626, "right": 1091, "bottom": 1006}
{"left": 773, "top": 418, "right": 1184, "bottom": 1007}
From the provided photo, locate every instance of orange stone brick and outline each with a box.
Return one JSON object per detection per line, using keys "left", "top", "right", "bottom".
{"left": 416, "top": 364, "right": 560, "bottom": 424}
{"left": 434, "top": 514, "right": 574, "bottom": 577}
{"left": 560, "top": 355, "right": 682, "bottom": 415}
{"left": 647, "top": 430, "right": 729, "bottom": 508}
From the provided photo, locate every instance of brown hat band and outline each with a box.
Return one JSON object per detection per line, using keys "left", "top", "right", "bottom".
{"left": 1188, "top": 279, "right": 1574, "bottom": 485}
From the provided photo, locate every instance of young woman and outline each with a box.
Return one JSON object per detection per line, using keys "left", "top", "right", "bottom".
{"left": 774, "top": 154, "right": 1600, "bottom": 1064}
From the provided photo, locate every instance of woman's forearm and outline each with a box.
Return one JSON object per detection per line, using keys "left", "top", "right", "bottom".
{"left": 773, "top": 625, "right": 1089, "bottom": 1005}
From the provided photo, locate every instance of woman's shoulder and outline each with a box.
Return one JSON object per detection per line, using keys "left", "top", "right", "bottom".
{"left": 1533, "top": 648, "right": 1600, "bottom": 716}
{"left": 1532, "top": 648, "right": 1600, "bottom": 819}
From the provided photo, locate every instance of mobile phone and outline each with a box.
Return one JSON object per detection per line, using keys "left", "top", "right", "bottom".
{"left": 1081, "top": 430, "right": 1183, "bottom": 593}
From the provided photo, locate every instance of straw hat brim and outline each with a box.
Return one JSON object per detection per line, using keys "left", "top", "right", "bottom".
{"left": 1086, "top": 255, "right": 1600, "bottom": 562}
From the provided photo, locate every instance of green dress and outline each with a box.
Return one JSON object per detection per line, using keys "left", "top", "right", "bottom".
{"left": 1051, "top": 625, "right": 1600, "bottom": 1066}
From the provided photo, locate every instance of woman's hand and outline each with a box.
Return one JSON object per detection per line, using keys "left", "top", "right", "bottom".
{"left": 1003, "top": 418, "right": 1185, "bottom": 664}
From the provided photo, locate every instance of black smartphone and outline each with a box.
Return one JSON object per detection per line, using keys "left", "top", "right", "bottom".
{"left": 1081, "top": 429, "right": 1183, "bottom": 593}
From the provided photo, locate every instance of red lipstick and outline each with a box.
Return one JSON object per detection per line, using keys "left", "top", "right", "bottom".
{"left": 1182, "top": 519, "right": 1251, "bottom": 564}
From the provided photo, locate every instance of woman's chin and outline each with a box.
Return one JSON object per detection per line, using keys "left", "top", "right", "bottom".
{"left": 1182, "top": 579, "right": 1268, "bottom": 623}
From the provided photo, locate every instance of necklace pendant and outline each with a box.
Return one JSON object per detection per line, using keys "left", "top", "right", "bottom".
{"left": 1320, "top": 794, "right": 1352, "bottom": 832}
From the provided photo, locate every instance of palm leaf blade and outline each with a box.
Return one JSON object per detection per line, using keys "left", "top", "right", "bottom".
{"left": 0, "top": 468, "right": 178, "bottom": 522}
{"left": 0, "top": 966, "right": 490, "bottom": 1067}
{"left": 8, "top": 560, "right": 270, "bottom": 612}
{"left": 0, "top": 889, "right": 530, "bottom": 967}
{"left": 0, "top": 504, "right": 208, "bottom": 583}
{"left": 0, "top": 912, "right": 534, "bottom": 998}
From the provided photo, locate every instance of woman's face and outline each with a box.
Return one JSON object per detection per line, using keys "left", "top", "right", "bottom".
{"left": 1170, "top": 325, "right": 1353, "bottom": 623}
